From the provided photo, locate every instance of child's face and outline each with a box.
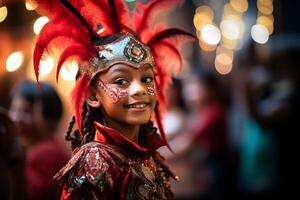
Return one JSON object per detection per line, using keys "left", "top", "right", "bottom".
{"left": 95, "top": 63, "right": 157, "bottom": 126}
{"left": 9, "top": 96, "right": 43, "bottom": 145}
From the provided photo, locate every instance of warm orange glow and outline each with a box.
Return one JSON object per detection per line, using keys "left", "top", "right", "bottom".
{"left": 195, "top": 6, "right": 214, "bottom": 19}
{"left": 257, "top": 14, "right": 274, "bottom": 34}
{"left": 194, "top": 6, "right": 214, "bottom": 31}
{"left": 257, "top": 2, "right": 273, "bottom": 15}
{"left": 221, "top": 37, "right": 242, "bottom": 50}
{"left": 25, "top": 1, "right": 37, "bottom": 11}
{"left": 214, "top": 51, "right": 233, "bottom": 75}
{"left": 198, "top": 38, "right": 217, "bottom": 52}
{"left": 230, "top": 0, "right": 248, "bottom": 13}
{"left": 257, "top": 0, "right": 273, "bottom": 6}
{"left": 223, "top": 3, "right": 242, "bottom": 18}
{"left": 194, "top": 13, "right": 213, "bottom": 31}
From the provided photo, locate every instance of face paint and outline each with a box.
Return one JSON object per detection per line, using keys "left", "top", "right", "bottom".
{"left": 147, "top": 86, "right": 156, "bottom": 96}
{"left": 97, "top": 79, "right": 128, "bottom": 103}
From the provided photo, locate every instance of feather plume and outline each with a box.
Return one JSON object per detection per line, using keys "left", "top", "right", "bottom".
{"left": 134, "top": 0, "right": 184, "bottom": 35}
{"left": 56, "top": 45, "right": 95, "bottom": 82}
{"left": 153, "top": 41, "right": 183, "bottom": 74}
{"left": 113, "top": 0, "right": 132, "bottom": 31}
{"left": 33, "top": 21, "right": 90, "bottom": 81}
{"left": 147, "top": 28, "right": 195, "bottom": 46}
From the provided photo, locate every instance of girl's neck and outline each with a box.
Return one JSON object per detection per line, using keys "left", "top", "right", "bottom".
{"left": 104, "top": 118, "right": 140, "bottom": 143}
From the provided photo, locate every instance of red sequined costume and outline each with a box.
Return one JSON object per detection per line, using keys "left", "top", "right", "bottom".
{"left": 55, "top": 122, "right": 176, "bottom": 199}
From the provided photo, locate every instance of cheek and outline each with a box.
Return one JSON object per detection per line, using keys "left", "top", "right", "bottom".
{"left": 147, "top": 85, "right": 156, "bottom": 96}
{"left": 98, "top": 81, "right": 127, "bottom": 103}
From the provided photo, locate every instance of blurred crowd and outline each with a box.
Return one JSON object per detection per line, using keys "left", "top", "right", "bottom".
{"left": 0, "top": 47, "right": 299, "bottom": 200}
{"left": 0, "top": 80, "right": 70, "bottom": 200}
{"left": 159, "top": 46, "right": 300, "bottom": 200}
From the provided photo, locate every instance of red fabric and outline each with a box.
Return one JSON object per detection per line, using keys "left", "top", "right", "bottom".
{"left": 25, "top": 137, "right": 69, "bottom": 200}
{"left": 94, "top": 122, "right": 165, "bottom": 154}
{"left": 58, "top": 123, "right": 173, "bottom": 199}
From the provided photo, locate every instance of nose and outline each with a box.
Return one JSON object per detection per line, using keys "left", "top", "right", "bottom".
{"left": 130, "top": 80, "right": 146, "bottom": 97}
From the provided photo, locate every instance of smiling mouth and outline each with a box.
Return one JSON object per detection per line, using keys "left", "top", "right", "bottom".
{"left": 125, "top": 102, "right": 149, "bottom": 109}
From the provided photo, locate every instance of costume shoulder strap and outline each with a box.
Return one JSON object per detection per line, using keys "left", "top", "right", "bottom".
{"left": 54, "top": 142, "right": 115, "bottom": 186}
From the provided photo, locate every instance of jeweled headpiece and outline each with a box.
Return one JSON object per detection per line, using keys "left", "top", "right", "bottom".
{"left": 82, "top": 33, "right": 155, "bottom": 80}
{"left": 33, "top": 0, "right": 195, "bottom": 146}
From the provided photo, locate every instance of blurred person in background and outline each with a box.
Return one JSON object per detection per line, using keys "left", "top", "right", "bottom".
{"left": 163, "top": 72, "right": 230, "bottom": 200}
{"left": 9, "top": 80, "right": 70, "bottom": 200}
{"left": 238, "top": 64, "right": 279, "bottom": 199}
{"left": 240, "top": 47, "right": 300, "bottom": 199}
{"left": 0, "top": 107, "right": 26, "bottom": 200}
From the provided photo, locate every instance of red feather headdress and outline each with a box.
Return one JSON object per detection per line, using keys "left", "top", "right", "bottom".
{"left": 33, "top": 0, "right": 195, "bottom": 147}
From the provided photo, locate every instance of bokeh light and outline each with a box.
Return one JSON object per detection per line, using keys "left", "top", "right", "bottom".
{"left": 201, "top": 24, "right": 221, "bottom": 45}
{"left": 230, "top": 0, "right": 248, "bottom": 13}
{"left": 25, "top": 1, "right": 37, "bottom": 11}
{"left": 39, "top": 57, "right": 54, "bottom": 75}
{"left": 257, "top": 14, "right": 274, "bottom": 34}
{"left": 220, "top": 19, "right": 240, "bottom": 40}
{"left": 60, "top": 61, "right": 78, "bottom": 81}
{"left": 215, "top": 53, "right": 233, "bottom": 75}
{"left": 6, "top": 52, "right": 24, "bottom": 72}
{"left": 0, "top": 6, "right": 8, "bottom": 23}
{"left": 257, "top": 0, "right": 274, "bottom": 15}
{"left": 193, "top": 6, "right": 214, "bottom": 31}
{"left": 33, "top": 16, "right": 49, "bottom": 35}
{"left": 251, "top": 24, "right": 269, "bottom": 44}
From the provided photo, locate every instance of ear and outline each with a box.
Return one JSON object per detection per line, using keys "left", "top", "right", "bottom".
{"left": 86, "top": 88, "right": 101, "bottom": 108}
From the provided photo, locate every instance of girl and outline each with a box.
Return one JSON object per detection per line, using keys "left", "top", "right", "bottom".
{"left": 33, "top": 0, "right": 194, "bottom": 199}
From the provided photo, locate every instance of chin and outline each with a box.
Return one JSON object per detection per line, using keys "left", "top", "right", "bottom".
{"left": 127, "top": 117, "right": 150, "bottom": 125}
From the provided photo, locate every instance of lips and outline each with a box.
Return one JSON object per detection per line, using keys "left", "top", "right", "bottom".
{"left": 125, "top": 102, "right": 150, "bottom": 110}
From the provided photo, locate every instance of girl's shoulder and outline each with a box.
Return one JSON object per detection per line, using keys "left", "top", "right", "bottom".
{"left": 54, "top": 141, "right": 131, "bottom": 189}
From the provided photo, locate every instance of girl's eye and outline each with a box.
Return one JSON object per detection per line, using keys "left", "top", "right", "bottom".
{"left": 114, "top": 78, "right": 128, "bottom": 85}
{"left": 142, "top": 77, "right": 153, "bottom": 83}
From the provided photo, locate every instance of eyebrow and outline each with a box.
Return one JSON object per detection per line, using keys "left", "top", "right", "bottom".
{"left": 141, "top": 64, "right": 153, "bottom": 72}
{"left": 109, "top": 66, "right": 131, "bottom": 74}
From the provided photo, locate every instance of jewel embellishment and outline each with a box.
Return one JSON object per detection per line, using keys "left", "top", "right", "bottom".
{"left": 124, "top": 39, "right": 146, "bottom": 63}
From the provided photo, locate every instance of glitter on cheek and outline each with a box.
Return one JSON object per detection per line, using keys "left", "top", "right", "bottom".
{"left": 97, "top": 80, "right": 128, "bottom": 103}
{"left": 147, "top": 86, "right": 156, "bottom": 96}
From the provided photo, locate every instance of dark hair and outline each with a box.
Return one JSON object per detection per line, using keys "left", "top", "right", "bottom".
{"left": 11, "top": 80, "right": 63, "bottom": 123}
